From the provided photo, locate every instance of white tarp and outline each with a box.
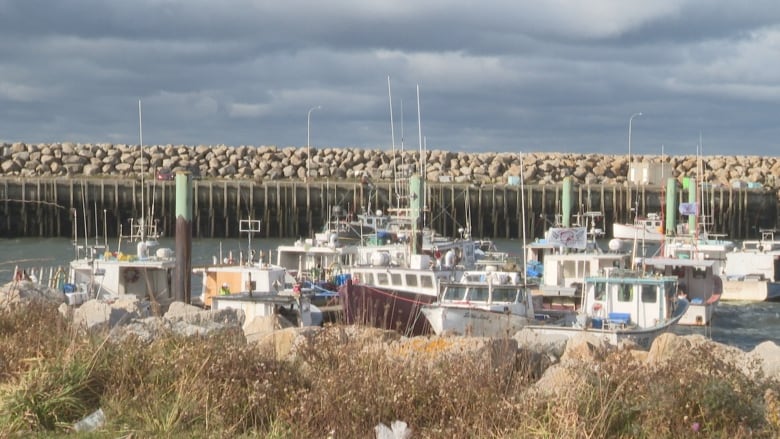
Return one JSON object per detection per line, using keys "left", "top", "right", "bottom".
{"left": 546, "top": 227, "right": 587, "bottom": 249}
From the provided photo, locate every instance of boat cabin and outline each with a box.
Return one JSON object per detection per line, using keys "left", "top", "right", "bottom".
{"left": 194, "top": 263, "right": 293, "bottom": 307}
{"left": 440, "top": 279, "right": 528, "bottom": 307}
{"left": 584, "top": 270, "right": 678, "bottom": 330}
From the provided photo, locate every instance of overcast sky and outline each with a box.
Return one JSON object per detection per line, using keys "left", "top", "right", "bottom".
{"left": 1, "top": 1, "right": 779, "bottom": 157}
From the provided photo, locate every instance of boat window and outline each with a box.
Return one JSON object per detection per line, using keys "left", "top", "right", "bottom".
{"left": 391, "top": 273, "right": 402, "bottom": 285}
{"left": 363, "top": 272, "right": 374, "bottom": 285}
{"left": 641, "top": 285, "right": 657, "bottom": 303}
{"left": 594, "top": 282, "right": 606, "bottom": 301}
{"left": 468, "top": 287, "right": 490, "bottom": 302}
{"left": 405, "top": 274, "right": 418, "bottom": 287}
{"left": 444, "top": 286, "right": 466, "bottom": 301}
{"left": 377, "top": 272, "right": 389, "bottom": 286}
{"left": 420, "top": 275, "right": 434, "bottom": 289}
{"left": 491, "top": 288, "right": 517, "bottom": 303}
{"left": 618, "top": 284, "right": 633, "bottom": 302}
{"left": 693, "top": 268, "right": 707, "bottom": 279}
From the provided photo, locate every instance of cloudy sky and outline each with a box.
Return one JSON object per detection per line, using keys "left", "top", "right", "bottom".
{"left": 1, "top": 1, "right": 779, "bottom": 157}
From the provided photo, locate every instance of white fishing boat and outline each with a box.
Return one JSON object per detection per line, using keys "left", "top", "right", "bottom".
{"left": 65, "top": 101, "right": 176, "bottom": 307}
{"left": 638, "top": 257, "right": 721, "bottom": 326}
{"left": 612, "top": 213, "right": 665, "bottom": 242}
{"left": 525, "top": 268, "right": 688, "bottom": 349}
{"left": 525, "top": 211, "right": 631, "bottom": 311}
{"left": 194, "top": 218, "right": 321, "bottom": 327}
{"left": 66, "top": 218, "right": 176, "bottom": 306}
{"left": 275, "top": 223, "right": 360, "bottom": 284}
{"left": 421, "top": 271, "right": 535, "bottom": 337}
{"left": 722, "top": 229, "right": 780, "bottom": 301}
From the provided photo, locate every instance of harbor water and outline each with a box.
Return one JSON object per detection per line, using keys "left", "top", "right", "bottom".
{"left": 2, "top": 237, "right": 779, "bottom": 352}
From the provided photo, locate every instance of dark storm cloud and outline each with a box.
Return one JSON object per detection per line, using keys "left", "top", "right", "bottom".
{"left": 1, "top": 1, "right": 779, "bottom": 155}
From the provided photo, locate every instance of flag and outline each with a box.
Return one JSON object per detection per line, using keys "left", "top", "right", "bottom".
{"left": 678, "top": 203, "right": 698, "bottom": 216}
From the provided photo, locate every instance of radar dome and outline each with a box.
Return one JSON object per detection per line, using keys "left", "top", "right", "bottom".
{"left": 608, "top": 239, "right": 624, "bottom": 252}
{"left": 371, "top": 252, "right": 391, "bottom": 267}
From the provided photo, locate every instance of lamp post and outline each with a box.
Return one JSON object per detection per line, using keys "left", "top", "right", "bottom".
{"left": 628, "top": 112, "right": 642, "bottom": 175}
{"left": 307, "top": 105, "right": 322, "bottom": 182}
{"left": 627, "top": 112, "right": 642, "bottom": 222}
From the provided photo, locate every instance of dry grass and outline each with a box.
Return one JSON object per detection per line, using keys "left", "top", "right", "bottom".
{"left": 0, "top": 302, "right": 777, "bottom": 437}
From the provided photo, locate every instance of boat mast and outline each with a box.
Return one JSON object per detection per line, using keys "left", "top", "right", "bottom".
{"left": 416, "top": 84, "right": 426, "bottom": 228}
{"left": 387, "top": 75, "right": 396, "bottom": 206}
{"left": 139, "top": 99, "right": 146, "bottom": 243}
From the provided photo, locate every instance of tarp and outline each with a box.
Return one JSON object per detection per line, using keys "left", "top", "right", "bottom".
{"left": 546, "top": 227, "right": 587, "bottom": 249}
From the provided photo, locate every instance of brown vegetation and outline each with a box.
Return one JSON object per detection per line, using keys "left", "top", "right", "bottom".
{"left": 0, "top": 301, "right": 777, "bottom": 437}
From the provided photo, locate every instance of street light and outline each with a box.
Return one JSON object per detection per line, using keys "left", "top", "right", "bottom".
{"left": 307, "top": 105, "right": 322, "bottom": 182}
{"left": 628, "top": 112, "right": 642, "bottom": 168}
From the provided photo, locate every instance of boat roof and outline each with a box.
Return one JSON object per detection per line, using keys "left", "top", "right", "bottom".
{"left": 585, "top": 271, "right": 678, "bottom": 284}
{"left": 544, "top": 252, "right": 627, "bottom": 261}
{"left": 638, "top": 257, "right": 716, "bottom": 268}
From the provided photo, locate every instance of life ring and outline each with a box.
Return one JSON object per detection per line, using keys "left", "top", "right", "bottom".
{"left": 123, "top": 268, "right": 140, "bottom": 283}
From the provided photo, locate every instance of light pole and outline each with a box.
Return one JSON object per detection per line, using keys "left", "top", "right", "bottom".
{"left": 628, "top": 112, "right": 642, "bottom": 174}
{"left": 627, "top": 112, "right": 642, "bottom": 222}
{"left": 307, "top": 105, "right": 322, "bottom": 182}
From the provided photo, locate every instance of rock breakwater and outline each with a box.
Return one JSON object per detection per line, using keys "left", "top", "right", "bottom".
{"left": 1, "top": 142, "right": 778, "bottom": 188}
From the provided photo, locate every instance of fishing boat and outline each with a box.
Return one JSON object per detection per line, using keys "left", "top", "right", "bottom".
{"left": 525, "top": 211, "right": 631, "bottom": 311}
{"left": 421, "top": 270, "right": 535, "bottom": 337}
{"left": 338, "top": 223, "right": 501, "bottom": 335}
{"left": 66, "top": 216, "right": 176, "bottom": 307}
{"left": 721, "top": 229, "right": 780, "bottom": 301}
{"left": 612, "top": 213, "right": 665, "bottom": 242}
{"left": 193, "top": 218, "right": 322, "bottom": 326}
{"left": 525, "top": 268, "right": 688, "bottom": 349}
{"left": 65, "top": 101, "right": 176, "bottom": 307}
{"left": 637, "top": 257, "right": 721, "bottom": 326}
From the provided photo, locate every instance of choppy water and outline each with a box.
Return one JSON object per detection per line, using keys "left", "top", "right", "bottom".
{"left": 2, "top": 237, "right": 779, "bottom": 351}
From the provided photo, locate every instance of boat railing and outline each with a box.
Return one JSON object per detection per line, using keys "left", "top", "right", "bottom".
{"left": 9, "top": 265, "right": 69, "bottom": 291}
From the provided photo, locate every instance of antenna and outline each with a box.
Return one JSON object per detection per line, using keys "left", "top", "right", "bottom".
{"left": 387, "top": 75, "right": 403, "bottom": 211}
{"left": 416, "top": 84, "right": 426, "bottom": 226}
{"left": 416, "top": 84, "right": 423, "bottom": 180}
{"left": 388, "top": 76, "right": 396, "bottom": 188}
{"left": 139, "top": 99, "right": 145, "bottom": 242}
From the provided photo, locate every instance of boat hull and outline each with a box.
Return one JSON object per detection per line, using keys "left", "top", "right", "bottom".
{"left": 678, "top": 302, "right": 716, "bottom": 326}
{"left": 338, "top": 281, "right": 435, "bottom": 335}
{"left": 722, "top": 279, "right": 780, "bottom": 302}
{"left": 421, "top": 305, "right": 530, "bottom": 337}
{"left": 527, "top": 299, "right": 687, "bottom": 349}
{"left": 524, "top": 323, "right": 671, "bottom": 350}
{"left": 612, "top": 223, "right": 664, "bottom": 242}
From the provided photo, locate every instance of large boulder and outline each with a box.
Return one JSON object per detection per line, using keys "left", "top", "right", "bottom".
{"left": 750, "top": 341, "right": 780, "bottom": 379}
{"left": 109, "top": 302, "right": 245, "bottom": 343}
{"left": 68, "top": 296, "right": 151, "bottom": 330}
{"left": 0, "top": 280, "right": 65, "bottom": 307}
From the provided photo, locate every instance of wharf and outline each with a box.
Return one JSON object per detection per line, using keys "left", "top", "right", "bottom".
{"left": 0, "top": 177, "right": 775, "bottom": 240}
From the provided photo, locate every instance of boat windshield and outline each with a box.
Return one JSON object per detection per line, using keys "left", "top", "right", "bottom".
{"left": 443, "top": 286, "right": 467, "bottom": 301}
{"left": 466, "top": 287, "right": 489, "bottom": 302}
{"left": 491, "top": 287, "right": 519, "bottom": 303}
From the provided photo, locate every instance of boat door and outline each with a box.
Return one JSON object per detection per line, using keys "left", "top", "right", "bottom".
{"left": 608, "top": 281, "right": 661, "bottom": 328}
